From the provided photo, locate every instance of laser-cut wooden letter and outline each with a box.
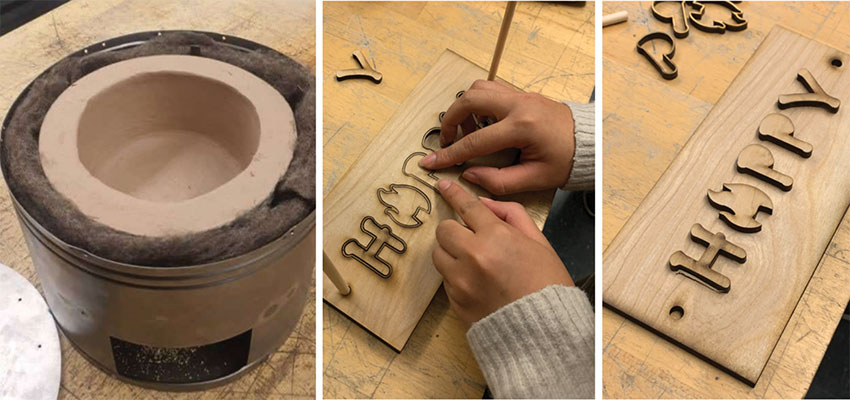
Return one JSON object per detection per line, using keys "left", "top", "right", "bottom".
{"left": 736, "top": 144, "right": 793, "bottom": 191}
{"left": 377, "top": 184, "right": 432, "bottom": 228}
{"left": 421, "top": 128, "right": 442, "bottom": 152}
{"left": 707, "top": 183, "right": 774, "bottom": 233}
{"left": 335, "top": 49, "right": 383, "bottom": 83}
{"left": 636, "top": 32, "right": 678, "bottom": 80}
{"left": 757, "top": 113, "right": 812, "bottom": 158}
{"left": 669, "top": 223, "right": 746, "bottom": 293}
{"left": 402, "top": 152, "right": 439, "bottom": 190}
{"left": 651, "top": 1, "right": 692, "bottom": 38}
{"left": 688, "top": 1, "right": 747, "bottom": 33}
{"left": 778, "top": 69, "right": 840, "bottom": 113}
{"left": 341, "top": 216, "right": 407, "bottom": 279}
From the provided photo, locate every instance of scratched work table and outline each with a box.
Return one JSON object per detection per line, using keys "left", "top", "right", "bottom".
{"left": 0, "top": 0, "right": 315, "bottom": 398}
{"left": 322, "top": 2, "right": 594, "bottom": 398}
{"left": 602, "top": 2, "right": 850, "bottom": 398}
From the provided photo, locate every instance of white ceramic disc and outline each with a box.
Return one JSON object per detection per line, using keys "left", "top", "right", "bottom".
{"left": 0, "top": 263, "right": 60, "bottom": 400}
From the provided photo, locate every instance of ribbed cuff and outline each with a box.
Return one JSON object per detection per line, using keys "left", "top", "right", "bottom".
{"left": 466, "top": 285, "right": 595, "bottom": 399}
{"left": 562, "top": 101, "right": 595, "bottom": 191}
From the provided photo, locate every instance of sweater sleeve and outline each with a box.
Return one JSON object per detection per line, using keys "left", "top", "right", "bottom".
{"left": 466, "top": 285, "right": 595, "bottom": 399}
{"left": 562, "top": 101, "right": 595, "bottom": 191}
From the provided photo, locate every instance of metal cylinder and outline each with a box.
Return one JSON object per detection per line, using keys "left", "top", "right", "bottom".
{"left": 12, "top": 196, "right": 314, "bottom": 390}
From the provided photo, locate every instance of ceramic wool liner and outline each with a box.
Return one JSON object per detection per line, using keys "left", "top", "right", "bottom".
{"left": 1, "top": 32, "right": 315, "bottom": 266}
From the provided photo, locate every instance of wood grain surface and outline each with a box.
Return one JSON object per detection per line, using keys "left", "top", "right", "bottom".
{"left": 0, "top": 1, "right": 315, "bottom": 399}
{"left": 323, "top": 49, "right": 555, "bottom": 351}
{"left": 604, "top": 25, "right": 850, "bottom": 385}
{"left": 602, "top": 1, "right": 850, "bottom": 398}
{"left": 323, "top": 2, "right": 595, "bottom": 398}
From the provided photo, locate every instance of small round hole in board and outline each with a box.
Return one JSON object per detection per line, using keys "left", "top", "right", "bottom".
{"left": 831, "top": 58, "right": 843, "bottom": 68}
{"left": 669, "top": 305, "right": 684, "bottom": 320}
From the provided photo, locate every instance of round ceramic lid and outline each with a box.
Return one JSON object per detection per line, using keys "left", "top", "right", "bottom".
{"left": 0, "top": 263, "right": 61, "bottom": 400}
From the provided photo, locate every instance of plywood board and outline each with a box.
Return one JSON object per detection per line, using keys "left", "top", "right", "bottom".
{"left": 603, "top": 26, "right": 850, "bottom": 385}
{"left": 323, "top": 50, "right": 554, "bottom": 351}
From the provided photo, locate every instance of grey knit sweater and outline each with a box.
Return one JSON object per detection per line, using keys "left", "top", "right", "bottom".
{"left": 562, "top": 101, "right": 595, "bottom": 192}
{"left": 466, "top": 101, "right": 595, "bottom": 399}
{"left": 467, "top": 286, "right": 594, "bottom": 399}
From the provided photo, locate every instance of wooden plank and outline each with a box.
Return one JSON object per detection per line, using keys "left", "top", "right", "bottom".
{"left": 603, "top": 26, "right": 850, "bottom": 385}
{"left": 602, "top": 2, "right": 850, "bottom": 398}
{"left": 323, "top": 49, "right": 554, "bottom": 351}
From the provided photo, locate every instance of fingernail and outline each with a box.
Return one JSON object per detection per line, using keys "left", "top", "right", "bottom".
{"left": 438, "top": 179, "right": 451, "bottom": 191}
{"left": 419, "top": 153, "right": 436, "bottom": 168}
{"left": 462, "top": 170, "right": 479, "bottom": 184}
{"left": 478, "top": 196, "right": 493, "bottom": 203}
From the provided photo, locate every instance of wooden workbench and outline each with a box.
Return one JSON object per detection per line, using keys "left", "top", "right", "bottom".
{"left": 0, "top": 1, "right": 315, "bottom": 398}
{"left": 602, "top": 2, "right": 850, "bottom": 398}
{"left": 322, "top": 2, "right": 594, "bottom": 398}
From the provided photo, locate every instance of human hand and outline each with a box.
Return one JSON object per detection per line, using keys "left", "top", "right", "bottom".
{"left": 418, "top": 80, "right": 576, "bottom": 195}
{"left": 432, "top": 179, "right": 574, "bottom": 329}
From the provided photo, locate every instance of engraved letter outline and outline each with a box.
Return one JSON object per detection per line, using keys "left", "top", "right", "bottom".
{"left": 341, "top": 216, "right": 407, "bottom": 279}
{"left": 377, "top": 184, "right": 433, "bottom": 228}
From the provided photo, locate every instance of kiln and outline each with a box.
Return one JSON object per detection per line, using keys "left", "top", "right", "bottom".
{"left": 0, "top": 31, "right": 315, "bottom": 389}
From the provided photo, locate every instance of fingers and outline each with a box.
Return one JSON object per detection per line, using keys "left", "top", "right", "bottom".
{"left": 438, "top": 80, "right": 516, "bottom": 148}
{"left": 431, "top": 245, "right": 458, "bottom": 277}
{"left": 443, "top": 282, "right": 472, "bottom": 324}
{"left": 461, "top": 162, "right": 546, "bottom": 195}
{"left": 433, "top": 247, "right": 472, "bottom": 311}
{"left": 441, "top": 115, "right": 479, "bottom": 148}
{"left": 469, "top": 79, "right": 516, "bottom": 93}
{"left": 422, "top": 121, "right": 518, "bottom": 169}
{"left": 439, "top": 88, "right": 512, "bottom": 146}
{"left": 435, "top": 219, "right": 473, "bottom": 258}
{"left": 437, "top": 179, "right": 498, "bottom": 232}
{"left": 478, "top": 197, "right": 548, "bottom": 244}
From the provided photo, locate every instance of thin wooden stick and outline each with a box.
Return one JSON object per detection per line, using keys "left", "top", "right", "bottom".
{"left": 602, "top": 10, "right": 628, "bottom": 27}
{"left": 487, "top": 1, "right": 517, "bottom": 81}
{"left": 324, "top": 253, "right": 351, "bottom": 296}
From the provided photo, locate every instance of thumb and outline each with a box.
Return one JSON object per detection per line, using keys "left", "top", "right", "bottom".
{"left": 461, "top": 163, "right": 544, "bottom": 195}
{"left": 478, "top": 197, "right": 548, "bottom": 245}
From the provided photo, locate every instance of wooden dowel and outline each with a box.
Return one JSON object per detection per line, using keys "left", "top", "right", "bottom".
{"left": 487, "top": 1, "right": 517, "bottom": 81}
{"left": 602, "top": 11, "right": 628, "bottom": 27}
{"left": 323, "top": 253, "right": 351, "bottom": 296}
